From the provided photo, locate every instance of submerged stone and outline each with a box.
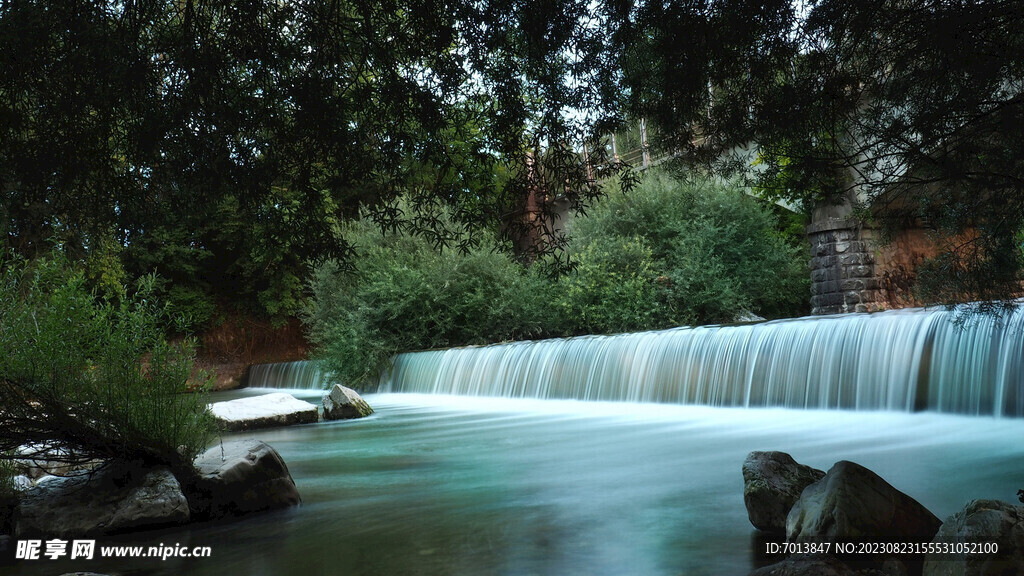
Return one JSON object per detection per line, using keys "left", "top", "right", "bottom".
{"left": 208, "top": 392, "right": 318, "bottom": 431}
{"left": 11, "top": 475, "right": 32, "bottom": 491}
{"left": 322, "top": 384, "right": 374, "bottom": 420}
{"left": 743, "top": 451, "right": 825, "bottom": 533}
{"left": 14, "top": 444, "right": 98, "bottom": 479}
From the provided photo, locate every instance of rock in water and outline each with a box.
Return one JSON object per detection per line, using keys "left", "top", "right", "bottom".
{"left": 322, "top": 384, "right": 374, "bottom": 420}
{"left": 208, "top": 392, "right": 318, "bottom": 431}
{"left": 787, "top": 460, "right": 941, "bottom": 544}
{"left": 15, "top": 465, "right": 189, "bottom": 537}
{"left": 734, "top": 310, "right": 767, "bottom": 323}
{"left": 188, "top": 439, "right": 300, "bottom": 520}
{"left": 743, "top": 451, "right": 826, "bottom": 533}
{"left": 922, "top": 499, "right": 1024, "bottom": 576}
{"left": 14, "top": 444, "right": 98, "bottom": 479}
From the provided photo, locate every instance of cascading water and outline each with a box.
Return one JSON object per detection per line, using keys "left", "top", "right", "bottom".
{"left": 46, "top": 309, "right": 1024, "bottom": 576}
{"left": 246, "top": 360, "right": 330, "bottom": 390}
{"left": 378, "top": 306, "right": 1024, "bottom": 416}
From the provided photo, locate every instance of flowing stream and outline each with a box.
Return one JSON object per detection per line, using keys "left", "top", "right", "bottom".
{"left": 247, "top": 361, "right": 331, "bottom": 390}
{"left": 8, "top": 392, "right": 1024, "bottom": 576}
{"left": 7, "top": 306, "right": 1024, "bottom": 575}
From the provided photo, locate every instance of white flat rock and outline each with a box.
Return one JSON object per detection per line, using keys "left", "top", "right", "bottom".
{"left": 209, "top": 393, "right": 319, "bottom": 431}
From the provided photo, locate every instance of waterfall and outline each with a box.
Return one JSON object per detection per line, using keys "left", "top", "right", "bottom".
{"left": 378, "top": 306, "right": 1024, "bottom": 416}
{"left": 246, "top": 361, "right": 330, "bottom": 390}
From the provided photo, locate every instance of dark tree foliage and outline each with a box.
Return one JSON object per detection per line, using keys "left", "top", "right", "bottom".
{"left": 0, "top": 0, "right": 623, "bottom": 320}
{"left": 614, "top": 0, "right": 1024, "bottom": 307}
{"left": 4, "top": 0, "right": 1021, "bottom": 314}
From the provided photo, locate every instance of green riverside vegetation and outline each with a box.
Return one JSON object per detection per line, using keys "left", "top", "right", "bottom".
{"left": 306, "top": 172, "right": 810, "bottom": 389}
{"left": 0, "top": 254, "right": 215, "bottom": 488}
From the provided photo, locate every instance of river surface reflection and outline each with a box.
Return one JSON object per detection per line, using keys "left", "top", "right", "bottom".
{"left": 7, "top": 391, "right": 1024, "bottom": 575}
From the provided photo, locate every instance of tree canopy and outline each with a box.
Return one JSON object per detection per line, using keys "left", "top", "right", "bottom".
{"left": 614, "top": 0, "right": 1024, "bottom": 305}
{"left": 0, "top": 0, "right": 620, "bottom": 320}
{"left": 2, "top": 0, "right": 1022, "bottom": 314}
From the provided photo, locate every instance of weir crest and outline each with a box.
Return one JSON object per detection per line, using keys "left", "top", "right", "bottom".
{"left": 252, "top": 307, "right": 1024, "bottom": 416}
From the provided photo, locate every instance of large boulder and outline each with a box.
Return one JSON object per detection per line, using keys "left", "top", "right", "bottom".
{"left": 787, "top": 460, "right": 941, "bottom": 545}
{"left": 15, "top": 465, "right": 189, "bottom": 537}
{"left": 744, "top": 451, "right": 826, "bottom": 533}
{"left": 187, "top": 439, "right": 300, "bottom": 520}
{"left": 208, "top": 392, "right": 318, "bottom": 431}
{"left": 322, "top": 384, "right": 374, "bottom": 420}
{"left": 922, "top": 499, "right": 1024, "bottom": 576}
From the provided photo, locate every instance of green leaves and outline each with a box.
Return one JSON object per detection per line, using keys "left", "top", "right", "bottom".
{"left": 306, "top": 175, "right": 810, "bottom": 388}
{"left": 306, "top": 215, "right": 561, "bottom": 388}
{"left": 556, "top": 236, "right": 662, "bottom": 333}
{"left": 0, "top": 253, "right": 214, "bottom": 474}
{"left": 3, "top": 0, "right": 1022, "bottom": 321}
{"left": 611, "top": 0, "right": 1024, "bottom": 306}
{"left": 567, "top": 171, "right": 810, "bottom": 324}
{"left": 2, "top": 0, "right": 621, "bottom": 321}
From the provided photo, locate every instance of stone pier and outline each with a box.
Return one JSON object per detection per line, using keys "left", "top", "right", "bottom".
{"left": 806, "top": 191, "right": 939, "bottom": 315}
{"left": 807, "top": 218, "right": 884, "bottom": 315}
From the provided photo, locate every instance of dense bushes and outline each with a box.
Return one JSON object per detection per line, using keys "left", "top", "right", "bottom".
{"left": 0, "top": 254, "right": 215, "bottom": 478}
{"left": 307, "top": 172, "right": 810, "bottom": 388}
{"left": 566, "top": 172, "right": 809, "bottom": 325}
{"left": 554, "top": 236, "right": 663, "bottom": 334}
{"left": 306, "top": 220, "right": 560, "bottom": 386}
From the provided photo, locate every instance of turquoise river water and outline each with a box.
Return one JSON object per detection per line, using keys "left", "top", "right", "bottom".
{"left": 7, "top": 306, "right": 1024, "bottom": 575}
{"left": 6, "top": 389, "right": 1024, "bottom": 576}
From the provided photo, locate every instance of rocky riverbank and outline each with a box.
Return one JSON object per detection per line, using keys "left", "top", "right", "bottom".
{"left": 2, "top": 385, "right": 373, "bottom": 542}
{"left": 743, "top": 451, "right": 1024, "bottom": 576}
{"left": 10, "top": 439, "right": 297, "bottom": 538}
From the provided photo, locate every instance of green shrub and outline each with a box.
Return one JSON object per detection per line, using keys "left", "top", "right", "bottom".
{"left": 0, "top": 456, "right": 16, "bottom": 533}
{"left": 307, "top": 175, "right": 810, "bottom": 386}
{"left": 566, "top": 171, "right": 809, "bottom": 324}
{"left": 0, "top": 253, "right": 215, "bottom": 477}
{"left": 165, "top": 284, "right": 219, "bottom": 332}
{"left": 306, "top": 219, "right": 561, "bottom": 388}
{"left": 555, "top": 236, "right": 666, "bottom": 334}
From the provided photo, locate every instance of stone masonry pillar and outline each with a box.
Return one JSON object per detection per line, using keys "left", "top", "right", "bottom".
{"left": 806, "top": 218, "right": 883, "bottom": 315}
